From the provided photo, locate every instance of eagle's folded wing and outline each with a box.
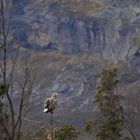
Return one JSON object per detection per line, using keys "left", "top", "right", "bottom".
{"left": 44, "top": 98, "right": 51, "bottom": 112}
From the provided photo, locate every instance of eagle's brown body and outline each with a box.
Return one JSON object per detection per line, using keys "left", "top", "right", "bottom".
{"left": 44, "top": 93, "right": 58, "bottom": 114}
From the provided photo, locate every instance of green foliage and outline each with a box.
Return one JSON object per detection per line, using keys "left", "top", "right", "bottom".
{"left": 132, "top": 33, "right": 140, "bottom": 48}
{"left": 95, "top": 68, "right": 124, "bottom": 140}
{"left": 0, "top": 82, "right": 9, "bottom": 140}
{"left": 0, "top": 83, "right": 7, "bottom": 97}
{"left": 22, "top": 132, "right": 32, "bottom": 140}
{"left": 0, "top": 45, "right": 4, "bottom": 49}
{"left": 0, "top": 83, "right": 7, "bottom": 113}
{"left": 21, "top": 127, "right": 49, "bottom": 140}
{"left": 84, "top": 121, "right": 94, "bottom": 134}
{"left": 55, "top": 124, "right": 80, "bottom": 140}
{"left": 123, "top": 137, "right": 131, "bottom": 140}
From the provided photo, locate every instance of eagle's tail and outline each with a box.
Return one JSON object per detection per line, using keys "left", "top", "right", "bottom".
{"left": 44, "top": 108, "right": 49, "bottom": 113}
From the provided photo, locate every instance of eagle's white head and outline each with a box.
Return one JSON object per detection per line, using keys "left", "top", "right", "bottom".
{"left": 51, "top": 92, "right": 59, "bottom": 99}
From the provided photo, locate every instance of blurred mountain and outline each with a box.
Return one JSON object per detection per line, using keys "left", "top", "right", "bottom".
{"left": 6, "top": 0, "right": 140, "bottom": 127}
{"left": 9, "top": 0, "right": 140, "bottom": 59}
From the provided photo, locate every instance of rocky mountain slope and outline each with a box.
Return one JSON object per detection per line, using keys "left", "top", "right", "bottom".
{"left": 10, "top": 0, "right": 140, "bottom": 59}
{"left": 5, "top": 0, "right": 140, "bottom": 128}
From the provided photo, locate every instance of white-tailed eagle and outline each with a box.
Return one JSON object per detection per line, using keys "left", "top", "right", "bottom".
{"left": 44, "top": 92, "right": 59, "bottom": 114}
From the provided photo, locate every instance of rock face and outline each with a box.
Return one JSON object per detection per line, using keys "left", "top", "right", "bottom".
{"left": 9, "top": 0, "right": 140, "bottom": 60}
{"left": 5, "top": 0, "right": 140, "bottom": 127}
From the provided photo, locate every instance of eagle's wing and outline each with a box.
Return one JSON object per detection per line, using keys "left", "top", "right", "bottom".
{"left": 44, "top": 97, "right": 57, "bottom": 113}
{"left": 49, "top": 99, "right": 57, "bottom": 114}
{"left": 50, "top": 99, "right": 57, "bottom": 109}
{"left": 44, "top": 98, "right": 51, "bottom": 112}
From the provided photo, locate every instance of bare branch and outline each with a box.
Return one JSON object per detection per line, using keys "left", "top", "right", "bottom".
{"left": 14, "top": 66, "right": 29, "bottom": 129}
{"left": 9, "top": 44, "right": 20, "bottom": 86}
{"left": 0, "top": 1, "right": 15, "bottom": 139}
{"left": 23, "top": 117, "right": 46, "bottom": 125}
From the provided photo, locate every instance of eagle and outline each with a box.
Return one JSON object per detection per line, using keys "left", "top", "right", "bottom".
{"left": 44, "top": 92, "right": 59, "bottom": 114}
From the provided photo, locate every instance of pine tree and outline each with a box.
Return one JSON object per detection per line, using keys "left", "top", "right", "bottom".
{"left": 95, "top": 68, "right": 124, "bottom": 140}
{"left": 55, "top": 124, "right": 80, "bottom": 140}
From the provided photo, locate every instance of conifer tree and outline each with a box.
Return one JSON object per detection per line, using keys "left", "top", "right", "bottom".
{"left": 95, "top": 68, "right": 124, "bottom": 140}
{"left": 55, "top": 124, "right": 79, "bottom": 140}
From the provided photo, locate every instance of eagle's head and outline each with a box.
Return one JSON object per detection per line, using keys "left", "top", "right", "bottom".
{"left": 52, "top": 92, "right": 59, "bottom": 99}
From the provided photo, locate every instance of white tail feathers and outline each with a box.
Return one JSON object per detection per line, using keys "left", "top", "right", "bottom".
{"left": 44, "top": 108, "right": 48, "bottom": 113}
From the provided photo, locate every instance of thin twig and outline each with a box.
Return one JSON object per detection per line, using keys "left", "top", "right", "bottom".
{"left": 23, "top": 117, "right": 45, "bottom": 125}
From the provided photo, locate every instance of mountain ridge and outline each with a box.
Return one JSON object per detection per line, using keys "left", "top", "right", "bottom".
{"left": 4, "top": 0, "right": 140, "bottom": 128}
{"left": 9, "top": 0, "right": 140, "bottom": 61}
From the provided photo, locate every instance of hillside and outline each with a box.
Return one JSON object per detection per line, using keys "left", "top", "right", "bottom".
{"left": 4, "top": 0, "right": 140, "bottom": 131}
